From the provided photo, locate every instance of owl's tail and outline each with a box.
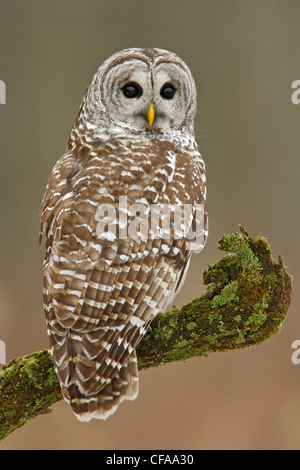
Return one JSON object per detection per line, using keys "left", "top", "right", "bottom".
{"left": 58, "top": 349, "right": 139, "bottom": 422}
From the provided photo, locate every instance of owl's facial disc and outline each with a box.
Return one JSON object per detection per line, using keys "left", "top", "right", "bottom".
{"left": 101, "top": 58, "right": 194, "bottom": 132}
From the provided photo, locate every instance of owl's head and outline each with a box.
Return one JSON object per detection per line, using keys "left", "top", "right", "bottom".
{"left": 80, "top": 48, "right": 197, "bottom": 137}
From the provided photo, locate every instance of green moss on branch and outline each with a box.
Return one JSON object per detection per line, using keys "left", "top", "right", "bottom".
{"left": 0, "top": 226, "right": 292, "bottom": 440}
{"left": 0, "top": 351, "right": 61, "bottom": 441}
{"left": 137, "top": 226, "right": 292, "bottom": 367}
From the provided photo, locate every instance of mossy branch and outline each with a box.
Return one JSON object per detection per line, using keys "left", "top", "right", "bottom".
{"left": 0, "top": 226, "right": 292, "bottom": 441}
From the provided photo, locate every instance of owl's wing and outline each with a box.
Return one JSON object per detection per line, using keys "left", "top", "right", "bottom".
{"left": 41, "top": 142, "right": 207, "bottom": 421}
{"left": 40, "top": 152, "right": 189, "bottom": 420}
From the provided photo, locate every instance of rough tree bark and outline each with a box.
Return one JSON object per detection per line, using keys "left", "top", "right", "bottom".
{"left": 0, "top": 227, "right": 293, "bottom": 441}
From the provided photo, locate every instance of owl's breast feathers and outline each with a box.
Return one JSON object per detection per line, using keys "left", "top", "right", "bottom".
{"left": 40, "top": 136, "right": 207, "bottom": 421}
{"left": 40, "top": 137, "right": 206, "bottom": 246}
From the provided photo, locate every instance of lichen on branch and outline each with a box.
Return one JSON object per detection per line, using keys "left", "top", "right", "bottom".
{"left": 0, "top": 227, "right": 292, "bottom": 441}
{"left": 137, "top": 226, "right": 292, "bottom": 367}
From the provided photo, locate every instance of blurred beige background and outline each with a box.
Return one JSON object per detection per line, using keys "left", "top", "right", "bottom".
{"left": 0, "top": 0, "right": 299, "bottom": 450}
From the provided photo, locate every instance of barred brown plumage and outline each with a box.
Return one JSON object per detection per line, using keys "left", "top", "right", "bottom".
{"left": 40, "top": 48, "right": 208, "bottom": 421}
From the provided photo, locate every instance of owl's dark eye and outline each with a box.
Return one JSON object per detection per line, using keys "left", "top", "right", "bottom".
{"left": 160, "top": 84, "right": 176, "bottom": 99}
{"left": 122, "top": 83, "right": 142, "bottom": 98}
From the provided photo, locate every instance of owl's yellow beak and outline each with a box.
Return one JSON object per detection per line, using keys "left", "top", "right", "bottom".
{"left": 147, "top": 103, "right": 155, "bottom": 127}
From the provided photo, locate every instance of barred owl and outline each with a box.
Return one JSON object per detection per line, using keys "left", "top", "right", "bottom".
{"left": 40, "top": 48, "right": 208, "bottom": 421}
